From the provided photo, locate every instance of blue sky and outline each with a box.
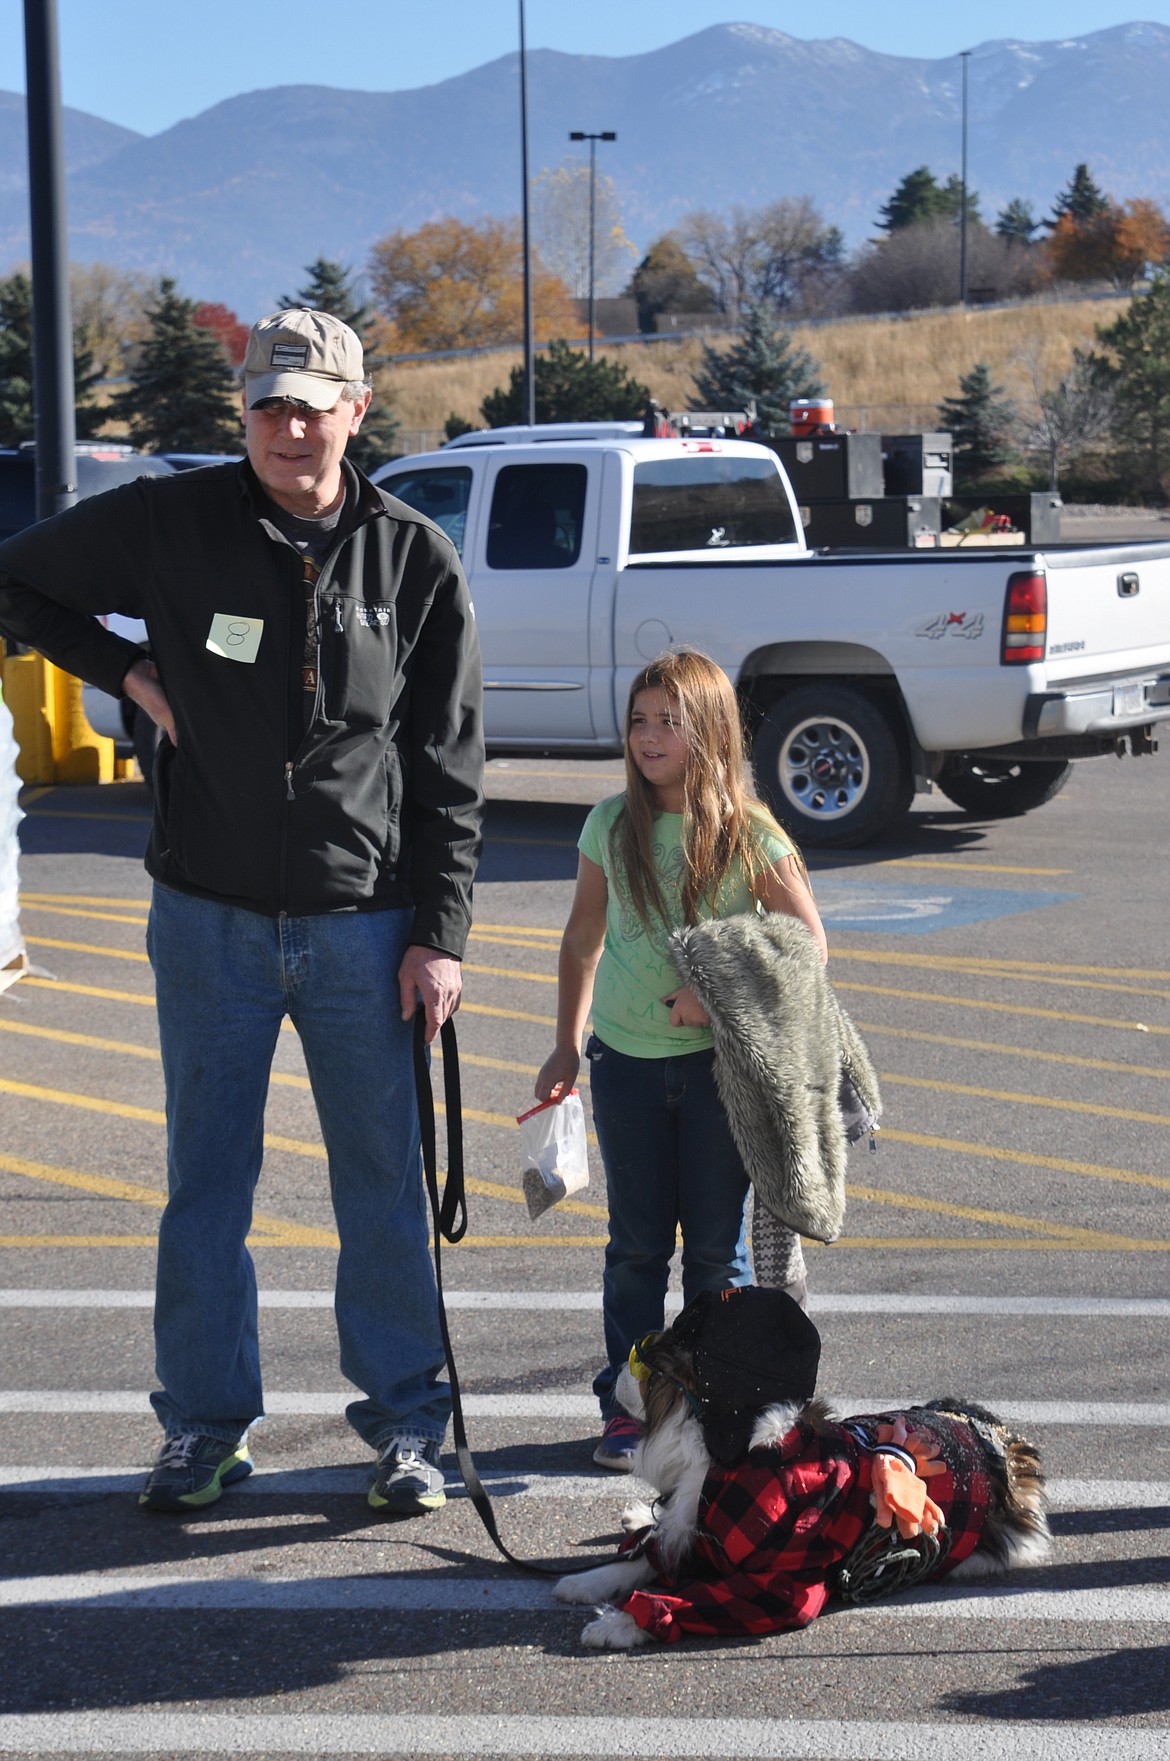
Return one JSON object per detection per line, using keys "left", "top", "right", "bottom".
{"left": 2, "top": 2, "right": 1170, "bottom": 136}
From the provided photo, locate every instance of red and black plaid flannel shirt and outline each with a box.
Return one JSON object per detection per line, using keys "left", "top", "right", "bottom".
{"left": 621, "top": 1408, "right": 992, "bottom": 1642}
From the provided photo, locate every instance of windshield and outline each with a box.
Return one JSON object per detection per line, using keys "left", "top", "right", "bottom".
{"left": 376, "top": 466, "right": 473, "bottom": 556}
{"left": 630, "top": 456, "right": 797, "bottom": 554}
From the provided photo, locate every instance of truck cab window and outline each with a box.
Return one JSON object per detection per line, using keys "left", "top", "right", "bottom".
{"left": 630, "top": 456, "right": 798, "bottom": 554}
{"left": 376, "top": 466, "right": 473, "bottom": 557}
{"left": 486, "top": 464, "right": 587, "bottom": 570}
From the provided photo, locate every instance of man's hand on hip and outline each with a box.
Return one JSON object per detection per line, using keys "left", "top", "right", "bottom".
{"left": 399, "top": 945, "right": 462, "bottom": 1043}
{"left": 123, "top": 657, "right": 176, "bottom": 745}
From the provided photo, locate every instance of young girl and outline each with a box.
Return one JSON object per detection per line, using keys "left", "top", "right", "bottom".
{"left": 535, "top": 649, "right": 828, "bottom": 1470}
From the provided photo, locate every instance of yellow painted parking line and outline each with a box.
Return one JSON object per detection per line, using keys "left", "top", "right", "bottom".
{"left": 854, "top": 858, "right": 1071, "bottom": 876}
{"left": 7, "top": 1073, "right": 1163, "bottom": 1249}
{"left": 26, "top": 935, "right": 148, "bottom": 964}
{"left": 23, "top": 977, "right": 155, "bottom": 1006}
{"left": 0, "top": 1152, "right": 333, "bottom": 1248}
{"left": 475, "top": 921, "right": 561, "bottom": 938}
{"left": 0, "top": 1013, "right": 547, "bottom": 1087}
{"left": 0, "top": 1020, "right": 159, "bottom": 1060}
{"left": 855, "top": 1019, "right": 1170, "bottom": 1082}
{"left": 820, "top": 1236, "right": 1169, "bottom": 1252}
{"left": 837, "top": 979, "right": 1167, "bottom": 1037}
{"left": 21, "top": 892, "right": 150, "bottom": 909}
{"left": 465, "top": 961, "right": 557, "bottom": 986}
{"left": 833, "top": 946, "right": 1170, "bottom": 989}
{"left": 881, "top": 1126, "right": 1170, "bottom": 1193}
{"left": 21, "top": 901, "right": 148, "bottom": 927}
{"left": 0, "top": 1235, "right": 161, "bottom": 1248}
{"left": 0, "top": 1019, "right": 314, "bottom": 1090}
{"left": 845, "top": 1179, "right": 1161, "bottom": 1248}
{"left": 879, "top": 1069, "right": 1170, "bottom": 1129}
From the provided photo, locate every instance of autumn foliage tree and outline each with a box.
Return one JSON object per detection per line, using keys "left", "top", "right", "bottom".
{"left": 1042, "top": 198, "right": 1170, "bottom": 289}
{"left": 368, "top": 217, "right": 578, "bottom": 353}
{"left": 192, "top": 302, "right": 249, "bottom": 366}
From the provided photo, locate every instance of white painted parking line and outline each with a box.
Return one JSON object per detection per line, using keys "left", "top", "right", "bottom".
{"left": 4, "top": 1289, "right": 1168, "bottom": 1316}
{"left": 3, "top": 1391, "right": 1170, "bottom": 1424}
{"left": 1, "top": 1468, "right": 1164, "bottom": 1504}
{"left": 0, "top": 1714, "right": 1165, "bottom": 1760}
{"left": 0, "top": 1574, "right": 1166, "bottom": 1623}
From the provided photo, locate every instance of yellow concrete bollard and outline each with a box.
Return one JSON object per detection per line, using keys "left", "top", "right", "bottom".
{"left": 0, "top": 649, "right": 115, "bottom": 784}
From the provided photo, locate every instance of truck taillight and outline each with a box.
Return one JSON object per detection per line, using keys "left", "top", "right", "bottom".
{"left": 1002, "top": 569, "right": 1047, "bottom": 664}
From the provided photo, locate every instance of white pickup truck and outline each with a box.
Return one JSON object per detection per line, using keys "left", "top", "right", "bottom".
{"left": 372, "top": 425, "right": 1170, "bottom": 847}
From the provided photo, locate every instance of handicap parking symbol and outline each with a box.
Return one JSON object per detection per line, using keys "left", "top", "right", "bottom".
{"left": 810, "top": 880, "right": 1079, "bottom": 935}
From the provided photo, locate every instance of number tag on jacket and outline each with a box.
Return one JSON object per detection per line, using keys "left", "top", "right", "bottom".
{"left": 206, "top": 613, "right": 264, "bottom": 663}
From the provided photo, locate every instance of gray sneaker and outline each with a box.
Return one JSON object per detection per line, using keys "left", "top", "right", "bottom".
{"left": 368, "top": 1435, "right": 446, "bottom": 1516}
{"left": 138, "top": 1431, "right": 253, "bottom": 1512}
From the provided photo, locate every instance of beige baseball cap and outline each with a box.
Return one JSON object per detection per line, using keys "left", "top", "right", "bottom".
{"left": 243, "top": 308, "right": 365, "bottom": 410}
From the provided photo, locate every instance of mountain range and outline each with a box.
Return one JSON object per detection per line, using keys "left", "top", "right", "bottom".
{"left": 2, "top": 21, "right": 1169, "bottom": 320}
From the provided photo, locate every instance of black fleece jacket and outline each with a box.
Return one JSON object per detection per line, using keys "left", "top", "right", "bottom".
{"left": 0, "top": 460, "right": 484, "bottom": 954}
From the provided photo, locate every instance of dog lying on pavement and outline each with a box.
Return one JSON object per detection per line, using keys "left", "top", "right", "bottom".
{"left": 556, "top": 1286, "right": 1051, "bottom": 1648}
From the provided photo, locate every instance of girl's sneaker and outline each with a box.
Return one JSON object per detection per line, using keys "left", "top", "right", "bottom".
{"left": 593, "top": 1414, "right": 642, "bottom": 1471}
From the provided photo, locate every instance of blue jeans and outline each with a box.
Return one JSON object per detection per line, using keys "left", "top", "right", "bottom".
{"left": 146, "top": 883, "right": 449, "bottom": 1450}
{"left": 585, "top": 1034, "right": 751, "bottom": 1422}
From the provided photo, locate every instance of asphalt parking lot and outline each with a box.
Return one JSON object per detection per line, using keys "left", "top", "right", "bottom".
{"left": 0, "top": 747, "right": 1167, "bottom": 1758}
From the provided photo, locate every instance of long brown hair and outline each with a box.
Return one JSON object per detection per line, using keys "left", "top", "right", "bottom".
{"left": 613, "top": 648, "right": 789, "bottom": 930}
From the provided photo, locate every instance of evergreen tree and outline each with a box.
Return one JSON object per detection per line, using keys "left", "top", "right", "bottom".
{"left": 1091, "top": 271, "right": 1170, "bottom": 499}
{"left": 481, "top": 338, "right": 650, "bottom": 426}
{"left": 937, "top": 361, "right": 1017, "bottom": 481}
{"left": 626, "top": 235, "right": 717, "bottom": 332}
{"left": 106, "top": 277, "right": 240, "bottom": 453}
{"left": 1048, "top": 163, "right": 1109, "bottom": 228}
{"left": 280, "top": 256, "right": 372, "bottom": 336}
{"left": 0, "top": 270, "right": 104, "bottom": 445}
{"left": 936, "top": 174, "right": 981, "bottom": 228}
{"left": 279, "top": 257, "right": 398, "bottom": 471}
{"left": 692, "top": 303, "right": 824, "bottom": 433}
{"left": 877, "top": 167, "right": 944, "bottom": 232}
{"left": 996, "top": 198, "right": 1039, "bottom": 243}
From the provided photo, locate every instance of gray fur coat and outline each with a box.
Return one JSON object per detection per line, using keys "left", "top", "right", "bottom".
{"left": 669, "top": 912, "right": 881, "bottom": 1244}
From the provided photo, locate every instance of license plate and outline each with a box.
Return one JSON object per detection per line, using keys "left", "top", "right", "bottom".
{"left": 1113, "top": 681, "right": 1145, "bottom": 716}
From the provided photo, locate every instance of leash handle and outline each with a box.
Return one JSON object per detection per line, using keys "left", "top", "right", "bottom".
{"left": 413, "top": 1010, "right": 607, "bottom": 1577}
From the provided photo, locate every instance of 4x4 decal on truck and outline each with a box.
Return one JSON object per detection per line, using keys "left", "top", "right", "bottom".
{"left": 916, "top": 610, "right": 985, "bottom": 640}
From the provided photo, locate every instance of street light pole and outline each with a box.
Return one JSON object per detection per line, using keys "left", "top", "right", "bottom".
{"left": 518, "top": 0, "right": 535, "bottom": 424}
{"left": 569, "top": 129, "right": 616, "bottom": 362}
{"left": 23, "top": 0, "right": 76, "bottom": 522}
{"left": 959, "top": 49, "right": 970, "bottom": 307}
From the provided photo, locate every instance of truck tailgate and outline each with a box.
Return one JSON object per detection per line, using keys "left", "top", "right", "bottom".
{"left": 1043, "top": 543, "right": 1170, "bottom": 676}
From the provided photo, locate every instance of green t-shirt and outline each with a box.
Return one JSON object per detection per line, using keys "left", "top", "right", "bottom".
{"left": 579, "top": 793, "right": 794, "bottom": 1059}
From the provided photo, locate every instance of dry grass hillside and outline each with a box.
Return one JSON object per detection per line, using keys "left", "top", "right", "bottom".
{"left": 385, "top": 293, "right": 1130, "bottom": 452}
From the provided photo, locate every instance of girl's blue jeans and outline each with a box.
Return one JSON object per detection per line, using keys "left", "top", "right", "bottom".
{"left": 145, "top": 882, "right": 450, "bottom": 1450}
{"left": 585, "top": 1034, "right": 752, "bottom": 1422}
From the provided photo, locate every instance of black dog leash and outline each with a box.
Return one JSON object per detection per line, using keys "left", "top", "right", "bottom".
{"left": 412, "top": 1010, "right": 616, "bottom": 1577}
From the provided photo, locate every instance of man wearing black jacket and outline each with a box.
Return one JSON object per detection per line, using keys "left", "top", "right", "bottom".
{"left": 0, "top": 309, "right": 484, "bottom": 1517}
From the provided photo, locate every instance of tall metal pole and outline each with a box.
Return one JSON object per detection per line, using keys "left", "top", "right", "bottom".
{"left": 518, "top": 0, "right": 535, "bottom": 425}
{"left": 23, "top": 0, "right": 77, "bottom": 520}
{"left": 587, "top": 136, "right": 596, "bottom": 361}
{"left": 959, "top": 49, "right": 970, "bottom": 307}
{"left": 569, "top": 130, "right": 616, "bottom": 363}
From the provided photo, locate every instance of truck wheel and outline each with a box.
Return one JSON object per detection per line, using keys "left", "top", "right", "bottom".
{"left": 753, "top": 685, "right": 913, "bottom": 848}
{"left": 935, "top": 756, "right": 1072, "bottom": 817}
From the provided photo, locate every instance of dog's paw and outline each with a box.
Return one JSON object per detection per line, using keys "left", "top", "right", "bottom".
{"left": 620, "top": 1498, "right": 655, "bottom": 1533}
{"left": 581, "top": 1606, "right": 651, "bottom": 1649}
{"left": 555, "top": 1571, "right": 604, "bottom": 1605}
{"left": 555, "top": 1561, "right": 646, "bottom": 1605}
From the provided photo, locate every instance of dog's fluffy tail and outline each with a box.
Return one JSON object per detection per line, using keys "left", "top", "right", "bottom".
{"left": 922, "top": 1397, "right": 1052, "bottom": 1576}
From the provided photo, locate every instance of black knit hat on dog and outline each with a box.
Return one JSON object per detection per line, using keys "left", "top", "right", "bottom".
{"left": 673, "top": 1287, "right": 822, "bottom": 1465}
